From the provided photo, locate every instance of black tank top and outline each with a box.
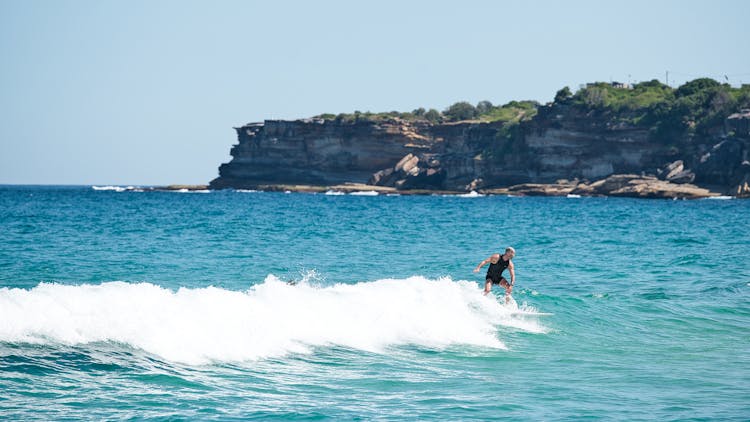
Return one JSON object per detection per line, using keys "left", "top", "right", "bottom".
{"left": 486, "top": 255, "right": 510, "bottom": 280}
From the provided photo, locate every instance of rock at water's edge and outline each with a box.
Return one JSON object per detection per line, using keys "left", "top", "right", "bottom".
{"left": 571, "top": 174, "right": 718, "bottom": 199}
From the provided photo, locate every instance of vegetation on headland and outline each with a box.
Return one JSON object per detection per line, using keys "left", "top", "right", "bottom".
{"left": 314, "top": 99, "right": 539, "bottom": 125}
{"left": 313, "top": 78, "right": 750, "bottom": 145}
{"left": 561, "top": 78, "right": 750, "bottom": 141}
{"left": 311, "top": 78, "right": 750, "bottom": 175}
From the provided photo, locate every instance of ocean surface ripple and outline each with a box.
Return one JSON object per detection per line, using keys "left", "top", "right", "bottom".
{"left": 0, "top": 186, "right": 748, "bottom": 420}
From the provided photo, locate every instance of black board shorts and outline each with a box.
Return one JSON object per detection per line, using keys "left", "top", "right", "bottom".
{"left": 486, "top": 275, "right": 509, "bottom": 286}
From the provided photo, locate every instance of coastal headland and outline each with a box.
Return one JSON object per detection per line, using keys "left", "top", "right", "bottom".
{"left": 209, "top": 79, "right": 750, "bottom": 199}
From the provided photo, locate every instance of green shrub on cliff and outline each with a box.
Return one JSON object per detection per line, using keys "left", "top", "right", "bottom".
{"left": 477, "top": 100, "right": 494, "bottom": 115}
{"left": 444, "top": 102, "right": 479, "bottom": 121}
{"left": 554, "top": 87, "right": 573, "bottom": 104}
{"left": 424, "top": 109, "right": 443, "bottom": 123}
{"left": 314, "top": 99, "right": 538, "bottom": 125}
{"left": 316, "top": 110, "right": 426, "bottom": 123}
{"left": 571, "top": 80, "right": 673, "bottom": 113}
{"left": 441, "top": 100, "right": 538, "bottom": 123}
{"left": 648, "top": 79, "right": 746, "bottom": 140}
{"left": 565, "top": 78, "right": 750, "bottom": 146}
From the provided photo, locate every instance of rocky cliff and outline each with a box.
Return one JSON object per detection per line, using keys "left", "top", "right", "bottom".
{"left": 210, "top": 106, "right": 749, "bottom": 196}
{"left": 210, "top": 119, "right": 435, "bottom": 189}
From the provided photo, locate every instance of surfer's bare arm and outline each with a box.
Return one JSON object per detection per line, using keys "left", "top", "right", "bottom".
{"left": 473, "top": 254, "right": 500, "bottom": 272}
{"left": 508, "top": 261, "right": 515, "bottom": 285}
{"left": 473, "top": 256, "right": 492, "bottom": 272}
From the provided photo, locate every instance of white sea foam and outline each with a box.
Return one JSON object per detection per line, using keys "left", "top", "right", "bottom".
{"left": 92, "top": 185, "right": 131, "bottom": 192}
{"left": 703, "top": 195, "right": 734, "bottom": 200}
{"left": 174, "top": 189, "right": 211, "bottom": 193}
{"left": 349, "top": 191, "right": 379, "bottom": 196}
{"left": 324, "top": 190, "right": 345, "bottom": 195}
{"left": 0, "top": 277, "right": 546, "bottom": 364}
{"left": 566, "top": 194, "right": 581, "bottom": 198}
{"left": 460, "top": 191, "right": 485, "bottom": 198}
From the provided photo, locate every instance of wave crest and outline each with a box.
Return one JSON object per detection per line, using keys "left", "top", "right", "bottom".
{"left": 0, "top": 276, "right": 545, "bottom": 364}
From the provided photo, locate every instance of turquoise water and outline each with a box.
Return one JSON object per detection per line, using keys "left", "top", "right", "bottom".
{"left": 1, "top": 185, "right": 748, "bottom": 420}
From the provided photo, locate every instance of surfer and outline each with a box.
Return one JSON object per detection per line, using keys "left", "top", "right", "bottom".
{"left": 473, "top": 247, "right": 516, "bottom": 302}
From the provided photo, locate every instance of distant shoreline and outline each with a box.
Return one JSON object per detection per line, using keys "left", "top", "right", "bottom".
{"left": 80, "top": 178, "right": 739, "bottom": 199}
{"left": 3, "top": 181, "right": 738, "bottom": 199}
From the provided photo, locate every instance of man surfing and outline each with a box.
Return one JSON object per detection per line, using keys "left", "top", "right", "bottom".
{"left": 473, "top": 247, "right": 516, "bottom": 302}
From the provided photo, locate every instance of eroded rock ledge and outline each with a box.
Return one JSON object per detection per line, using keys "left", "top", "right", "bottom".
{"left": 493, "top": 174, "right": 725, "bottom": 199}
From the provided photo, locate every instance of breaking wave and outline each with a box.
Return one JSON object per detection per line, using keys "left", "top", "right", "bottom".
{"left": 0, "top": 276, "right": 546, "bottom": 364}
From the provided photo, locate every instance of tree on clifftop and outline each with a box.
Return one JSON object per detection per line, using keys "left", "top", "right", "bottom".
{"left": 554, "top": 86, "right": 573, "bottom": 104}
{"left": 476, "top": 100, "right": 494, "bottom": 115}
{"left": 424, "top": 108, "right": 442, "bottom": 123}
{"left": 444, "top": 101, "right": 478, "bottom": 121}
{"left": 675, "top": 78, "right": 721, "bottom": 98}
{"left": 581, "top": 85, "right": 608, "bottom": 108}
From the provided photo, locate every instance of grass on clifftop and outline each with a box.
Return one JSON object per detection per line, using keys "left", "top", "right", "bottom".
{"left": 314, "top": 99, "right": 539, "bottom": 125}
{"left": 477, "top": 101, "right": 538, "bottom": 123}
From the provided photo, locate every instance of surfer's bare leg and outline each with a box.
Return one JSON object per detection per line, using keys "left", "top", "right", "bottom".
{"left": 500, "top": 279, "right": 513, "bottom": 303}
{"left": 484, "top": 279, "right": 492, "bottom": 295}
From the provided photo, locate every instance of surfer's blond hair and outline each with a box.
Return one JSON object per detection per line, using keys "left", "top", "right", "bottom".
{"left": 505, "top": 247, "right": 516, "bottom": 257}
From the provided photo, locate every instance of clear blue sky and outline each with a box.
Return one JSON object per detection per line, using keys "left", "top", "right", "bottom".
{"left": 1, "top": 0, "right": 748, "bottom": 185}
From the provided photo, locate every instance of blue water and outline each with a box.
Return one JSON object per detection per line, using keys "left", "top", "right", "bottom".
{"left": 1, "top": 185, "right": 748, "bottom": 420}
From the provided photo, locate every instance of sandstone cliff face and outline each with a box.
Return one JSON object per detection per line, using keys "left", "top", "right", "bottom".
{"left": 507, "top": 105, "right": 672, "bottom": 183}
{"left": 210, "top": 119, "right": 434, "bottom": 189}
{"left": 364, "top": 112, "right": 669, "bottom": 190}
{"left": 210, "top": 107, "right": 746, "bottom": 194}
{"left": 523, "top": 127, "right": 657, "bottom": 179}
{"left": 695, "top": 138, "right": 750, "bottom": 186}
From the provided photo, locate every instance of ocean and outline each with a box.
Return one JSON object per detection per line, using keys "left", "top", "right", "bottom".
{"left": 1, "top": 185, "right": 748, "bottom": 420}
